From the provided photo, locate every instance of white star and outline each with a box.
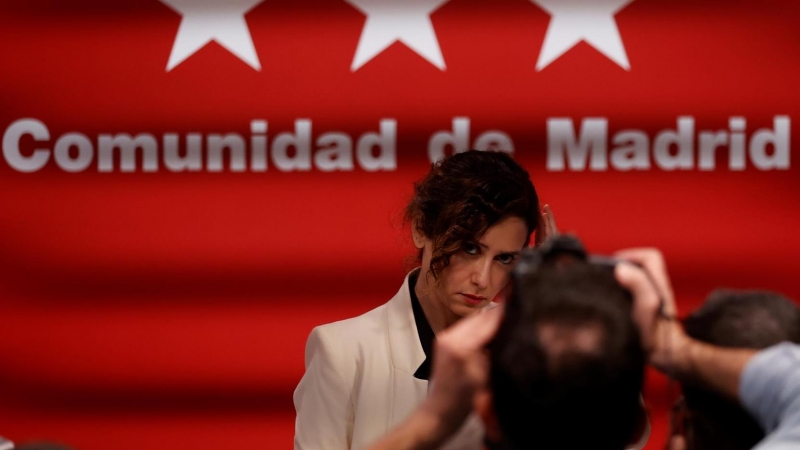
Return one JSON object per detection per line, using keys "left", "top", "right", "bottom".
{"left": 532, "top": 0, "right": 634, "bottom": 71}
{"left": 161, "top": 0, "right": 264, "bottom": 71}
{"left": 346, "top": 0, "right": 450, "bottom": 71}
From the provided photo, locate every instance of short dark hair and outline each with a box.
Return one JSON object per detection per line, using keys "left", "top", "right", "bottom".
{"left": 490, "top": 242, "right": 645, "bottom": 450}
{"left": 404, "top": 150, "right": 540, "bottom": 280}
{"left": 681, "top": 289, "right": 800, "bottom": 450}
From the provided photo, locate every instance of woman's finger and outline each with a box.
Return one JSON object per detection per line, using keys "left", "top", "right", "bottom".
{"left": 543, "top": 204, "right": 558, "bottom": 237}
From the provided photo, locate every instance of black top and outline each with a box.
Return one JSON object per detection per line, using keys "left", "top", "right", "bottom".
{"left": 409, "top": 271, "right": 435, "bottom": 380}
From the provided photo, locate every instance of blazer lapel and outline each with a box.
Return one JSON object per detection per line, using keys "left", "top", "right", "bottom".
{"left": 385, "top": 271, "right": 429, "bottom": 426}
{"left": 386, "top": 271, "right": 426, "bottom": 373}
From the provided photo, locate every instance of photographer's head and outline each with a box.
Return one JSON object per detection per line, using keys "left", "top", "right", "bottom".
{"left": 673, "top": 289, "right": 800, "bottom": 450}
{"left": 483, "top": 236, "right": 646, "bottom": 450}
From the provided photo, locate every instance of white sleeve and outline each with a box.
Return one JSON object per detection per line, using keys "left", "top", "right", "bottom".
{"left": 294, "top": 326, "right": 355, "bottom": 450}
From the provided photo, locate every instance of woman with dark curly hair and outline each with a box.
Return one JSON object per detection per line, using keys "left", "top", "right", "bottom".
{"left": 293, "top": 150, "right": 555, "bottom": 450}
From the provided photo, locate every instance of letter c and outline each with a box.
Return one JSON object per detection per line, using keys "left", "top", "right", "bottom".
{"left": 2, "top": 118, "right": 51, "bottom": 172}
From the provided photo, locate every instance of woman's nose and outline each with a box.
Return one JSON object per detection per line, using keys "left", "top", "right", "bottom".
{"left": 471, "top": 259, "right": 491, "bottom": 289}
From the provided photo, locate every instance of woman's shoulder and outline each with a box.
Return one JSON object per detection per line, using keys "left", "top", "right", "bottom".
{"left": 303, "top": 277, "right": 413, "bottom": 364}
{"left": 301, "top": 300, "right": 394, "bottom": 378}
{"left": 309, "top": 301, "right": 390, "bottom": 346}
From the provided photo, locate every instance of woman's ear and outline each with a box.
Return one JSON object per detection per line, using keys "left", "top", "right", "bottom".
{"left": 411, "top": 224, "right": 427, "bottom": 250}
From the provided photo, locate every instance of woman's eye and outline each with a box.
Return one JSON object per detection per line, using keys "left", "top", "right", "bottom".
{"left": 463, "top": 243, "right": 479, "bottom": 255}
{"left": 497, "top": 254, "right": 515, "bottom": 265}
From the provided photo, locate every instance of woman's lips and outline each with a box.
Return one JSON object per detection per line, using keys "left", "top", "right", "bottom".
{"left": 460, "top": 293, "right": 486, "bottom": 305}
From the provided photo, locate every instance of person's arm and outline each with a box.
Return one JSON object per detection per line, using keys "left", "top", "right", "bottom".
{"left": 613, "top": 249, "right": 756, "bottom": 397}
{"left": 659, "top": 324, "right": 756, "bottom": 399}
{"left": 367, "top": 306, "right": 503, "bottom": 450}
{"left": 614, "top": 249, "right": 800, "bottom": 448}
{"left": 293, "top": 326, "right": 353, "bottom": 450}
{"left": 367, "top": 405, "right": 453, "bottom": 450}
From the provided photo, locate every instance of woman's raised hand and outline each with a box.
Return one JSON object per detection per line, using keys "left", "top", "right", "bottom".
{"left": 535, "top": 204, "right": 559, "bottom": 247}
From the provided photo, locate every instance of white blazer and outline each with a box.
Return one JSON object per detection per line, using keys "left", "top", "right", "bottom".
{"left": 293, "top": 272, "right": 483, "bottom": 450}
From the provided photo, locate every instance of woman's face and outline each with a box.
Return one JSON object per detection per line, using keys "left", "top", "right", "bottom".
{"left": 418, "top": 216, "right": 529, "bottom": 317}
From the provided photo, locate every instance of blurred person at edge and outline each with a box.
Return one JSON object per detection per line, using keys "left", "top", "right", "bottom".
{"left": 615, "top": 250, "right": 800, "bottom": 450}
{"left": 669, "top": 290, "right": 800, "bottom": 450}
{"left": 293, "top": 150, "right": 557, "bottom": 450}
{"left": 368, "top": 246, "right": 800, "bottom": 450}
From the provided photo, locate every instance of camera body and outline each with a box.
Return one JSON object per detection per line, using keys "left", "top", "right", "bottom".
{"left": 516, "top": 234, "right": 627, "bottom": 278}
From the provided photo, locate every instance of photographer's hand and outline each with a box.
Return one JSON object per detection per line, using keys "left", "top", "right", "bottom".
{"left": 613, "top": 248, "right": 686, "bottom": 372}
{"left": 368, "top": 305, "right": 504, "bottom": 450}
{"left": 614, "top": 248, "right": 754, "bottom": 398}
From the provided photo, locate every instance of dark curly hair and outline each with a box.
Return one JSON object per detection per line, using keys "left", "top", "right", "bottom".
{"left": 404, "top": 150, "right": 540, "bottom": 281}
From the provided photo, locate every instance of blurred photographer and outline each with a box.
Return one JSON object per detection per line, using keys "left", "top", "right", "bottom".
{"left": 615, "top": 250, "right": 800, "bottom": 450}
{"left": 369, "top": 236, "right": 649, "bottom": 450}
{"left": 673, "top": 289, "right": 800, "bottom": 450}
{"left": 487, "top": 237, "right": 649, "bottom": 449}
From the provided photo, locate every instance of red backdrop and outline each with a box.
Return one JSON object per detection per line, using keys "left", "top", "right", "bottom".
{"left": 1, "top": 0, "right": 799, "bottom": 448}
